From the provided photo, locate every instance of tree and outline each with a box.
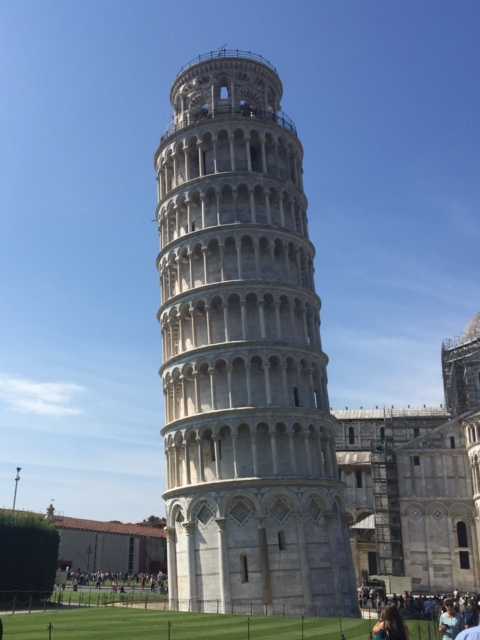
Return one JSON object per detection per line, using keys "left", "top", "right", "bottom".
{"left": 0, "top": 510, "right": 59, "bottom": 600}
{"left": 139, "top": 515, "right": 166, "bottom": 529}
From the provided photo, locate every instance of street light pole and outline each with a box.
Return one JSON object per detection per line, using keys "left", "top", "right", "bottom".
{"left": 12, "top": 467, "right": 21, "bottom": 512}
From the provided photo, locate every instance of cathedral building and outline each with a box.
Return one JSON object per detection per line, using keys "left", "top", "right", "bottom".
{"left": 154, "top": 50, "right": 357, "bottom": 615}
{"left": 336, "top": 313, "right": 480, "bottom": 592}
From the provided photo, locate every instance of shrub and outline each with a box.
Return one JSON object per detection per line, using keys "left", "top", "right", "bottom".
{"left": 0, "top": 511, "right": 59, "bottom": 599}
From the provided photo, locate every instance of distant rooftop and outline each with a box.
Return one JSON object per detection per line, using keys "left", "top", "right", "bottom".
{"left": 52, "top": 514, "right": 166, "bottom": 539}
{"left": 332, "top": 406, "right": 449, "bottom": 420}
{"left": 175, "top": 48, "right": 278, "bottom": 80}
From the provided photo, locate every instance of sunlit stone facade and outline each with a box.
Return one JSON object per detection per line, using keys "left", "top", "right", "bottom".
{"left": 154, "top": 50, "right": 357, "bottom": 615}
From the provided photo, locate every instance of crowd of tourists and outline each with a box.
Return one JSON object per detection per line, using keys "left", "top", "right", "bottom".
{"left": 64, "top": 568, "right": 168, "bottom": 592}
{"left": 368, "top": 590, "right": 480, "bottom": 640}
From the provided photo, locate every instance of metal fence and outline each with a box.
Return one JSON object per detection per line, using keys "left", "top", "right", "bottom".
{"left": 0, "top": 589, "right": 168, "bottom": 614}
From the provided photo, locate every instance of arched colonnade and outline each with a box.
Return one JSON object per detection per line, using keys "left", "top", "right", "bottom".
{"left": 160, "top": 290, "right": 321, "bottom": 361}
{"left": 156, "top": 127, "right": 303, "bottom": 202}
{"left": 158, "top": 233, "right": 314, "bottom": 303}
{"left": 158, "top": 182, "right": 308, "bottom": 247}
{"left": 163, "top": 352, "right": 328, "bottom": 423}
{"left": 164, "top": 419, "right": 337, "bottom": 489}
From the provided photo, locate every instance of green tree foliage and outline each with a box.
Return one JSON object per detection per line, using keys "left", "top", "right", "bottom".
{"left": 0, "top": 511, "right": 59, "bottom": 598}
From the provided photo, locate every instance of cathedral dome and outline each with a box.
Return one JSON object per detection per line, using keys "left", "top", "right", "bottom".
{"left": 464, "top": 312, "right": 480, "bottom": 341}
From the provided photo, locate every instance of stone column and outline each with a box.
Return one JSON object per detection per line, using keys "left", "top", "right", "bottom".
{"left": 229, "top": 132, "right": 236, "bottom": 171}
{"left": 216, "top": 518, "right": 231, "bottom": 613}
{"left": 218, "top": 244, "right": 225, "bottom": 281}
{"left": 183, "top": 143, "right": 189, "bottom": 181}
{"left": 284, "top": 242, "right": 290, "bottom": 281}
{"left": 235, "top": 240, "right": 242, "bottom": 279}
{"left": 226, "top": 363, "right": 233, "bottom": 408}
{"left": 289, "top": 431, "right": 297, "bottom": 474}
{"left": 257, "top": 519, "right": 272, "bottom": 605}
{"left": 326, "top": 512, "right": 342, "bottom": 615}
{"left": 258, "top": 300, "right": 266, "bottom": 338}
{"left": 231, "top": 432, "right": 238, "bottom": 478}
{"left": 307, "top": 368, "right": 315, "bottom": 408}
{"left": 178, "top": 313, "right": 184, "bottom": 352}
{"left": 264, "top": 361, "right": 272, "bottom": 405}
{"left": 176, "top": 257, "right": 182, "bottom": 293}
{"left": 215, "top": 190, "right": 221, "bottom": 225}
{"left": 170, "top": 444, "right": 177, "bottom": 486}
{"left": 181, "top": 375, "right": 188, "bottom": 417}
{"left": 223, "top": 302, "right": 230, "bottom": 341}
{"left": 172, "top": 151, "right": 178, "bottom": 189}
{"left": 279, "top": 193, "right": 285, "bottom": 226}
{"left": 240, "top": 298, "right": 247, "bottom": 339}
{"left": 214, "top": 436, "right": 222, "bottom": 479}
{"left": 205, "top": 304, "right": 211, "bottom": 344}
{"left": 245, "top": 362, "right": 252, "bottom": 406}
{"left": 265, "top": 191, "right": 272, "bottom": 225}
{"left": 172, "top": 380, "right": 177, "bottom": 421}
{"left": 251, "top": 426, "right": 258, "bottom": 475}
{"left": 281, "top": 362, "right": 289, "bottom": 404}
{"left": 180, "top": 442, "right": 188, "bottom": 484}
{"left": 208, "top": 367, "right": 216, "bottom": 410}
{"left": 202, "top": 247, "right": 208, "bottom": 284}
{"left": 212, "top": 137, "right": 218, "bottom": 173}
{"left": 188, "top": 252, "right": 193, "bottom": 288}
{"left": 270, "top": 426, "right": 278, "bottom": 474}
{"left": 186, "top": 198, "right": 191, "bottom": 233}
{"left": 295, "top": 248, "right": 302, "bottom": 284}
{"left": 166, "top": 527, "right": 178, "bottom": 610}
{"left": 193, "top": 367, "right": 200, "bottom": 412}
{"left": 249, "top": 188, "right": 256, "bottom": 223}
{"left": 183, "top": 521, "right": 198, "bottom": 611}
{"left": 260, "top": 134, "right": 267, "bottom": 173}
{"left": 245, "top": 137, "right": 252, "bottom": 172}
{"left": 197, "top": 436, "right": 204, "bottom": 481}
{"left": 165, "top": 448, "right": 171, "bottom": 489}
{"left": 232, "top": 187, "right": 238, "bottom": 223}
{"left": 295, "top": 514, "right": 313, "bottom": 610}
{"left": 197, "top": 143, "right": 204, "bottom": 177}
{"left": 200, "top": 193, "right": 206, "bottom": 229}
{"left": 302, "top": 306, "right": 309, "bottom": 343}
{"left": 253, "top": 239, "right": 260, "bottom": 277}
{"left": 190, "top": 305, "right": 197, "bottom": 348}
{"left": 185, "top": 439, "right": 191, "bottom": 485}
{"left": 274, "top": 300, "right": 282, "bottom": 338}
{"left": 169, "top": 325, "right": 174, "bottom": 359}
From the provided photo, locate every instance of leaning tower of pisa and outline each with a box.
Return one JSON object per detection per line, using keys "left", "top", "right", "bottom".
{"left": 154, "top": 50, "right": 357, "bottom": 616}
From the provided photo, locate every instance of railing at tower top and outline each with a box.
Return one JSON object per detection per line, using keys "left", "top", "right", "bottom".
{"left": 175, "top": 49, "right": 278, "bottom": 79}
{"left": 159, "top": 106, "right": 297, "bottom": 145}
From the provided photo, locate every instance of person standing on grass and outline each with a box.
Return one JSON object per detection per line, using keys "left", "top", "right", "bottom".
{"left": 440, "top": 599, "right": 462, "bottom": 640}
{"left": 372, "top": 605, "right": 409, "bottom": 640}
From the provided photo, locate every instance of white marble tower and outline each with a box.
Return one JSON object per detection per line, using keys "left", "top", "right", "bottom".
{"left": 154, "top": 49, "right": 358, "bottom": 616}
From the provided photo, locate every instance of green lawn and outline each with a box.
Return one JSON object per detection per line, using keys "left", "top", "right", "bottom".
{"left": 0, "top": 607, "right": 438, "bottom": 640}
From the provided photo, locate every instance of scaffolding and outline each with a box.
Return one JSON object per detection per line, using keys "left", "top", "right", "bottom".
{"left": 371, "top": 430, "right": 404, "bottom": 576}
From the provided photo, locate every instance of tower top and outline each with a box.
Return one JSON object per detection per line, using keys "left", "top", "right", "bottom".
{"left": 175, "top": 48, "right": 279, "bottom": 80}
{"left": 169, "top": 48, "right": 284, "bottom": 113}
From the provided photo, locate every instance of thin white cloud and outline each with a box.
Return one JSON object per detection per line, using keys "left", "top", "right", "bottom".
{"left": 0, "top": 376, "right": 85, "bottom": 416}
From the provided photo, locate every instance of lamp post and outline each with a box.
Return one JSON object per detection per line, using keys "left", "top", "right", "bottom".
{"left": 12, "top": 467, "right": 21, "bottom": 512}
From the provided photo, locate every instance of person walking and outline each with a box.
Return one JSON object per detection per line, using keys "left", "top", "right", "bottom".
{"left": 372, "top": 605, "right": 410, "bottom": 640}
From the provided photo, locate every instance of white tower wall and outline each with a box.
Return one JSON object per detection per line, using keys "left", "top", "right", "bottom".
{"left": 154, "top": 50, "right": 358, "bottom": 616}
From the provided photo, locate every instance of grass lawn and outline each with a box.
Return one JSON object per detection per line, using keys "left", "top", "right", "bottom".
{"left": 1, "top": 607, "right": 438, "bottom": 640}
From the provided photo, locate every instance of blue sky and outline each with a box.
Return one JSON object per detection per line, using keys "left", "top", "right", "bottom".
{"left": 1, "top": 1, "right": 479, "bottom": 521}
